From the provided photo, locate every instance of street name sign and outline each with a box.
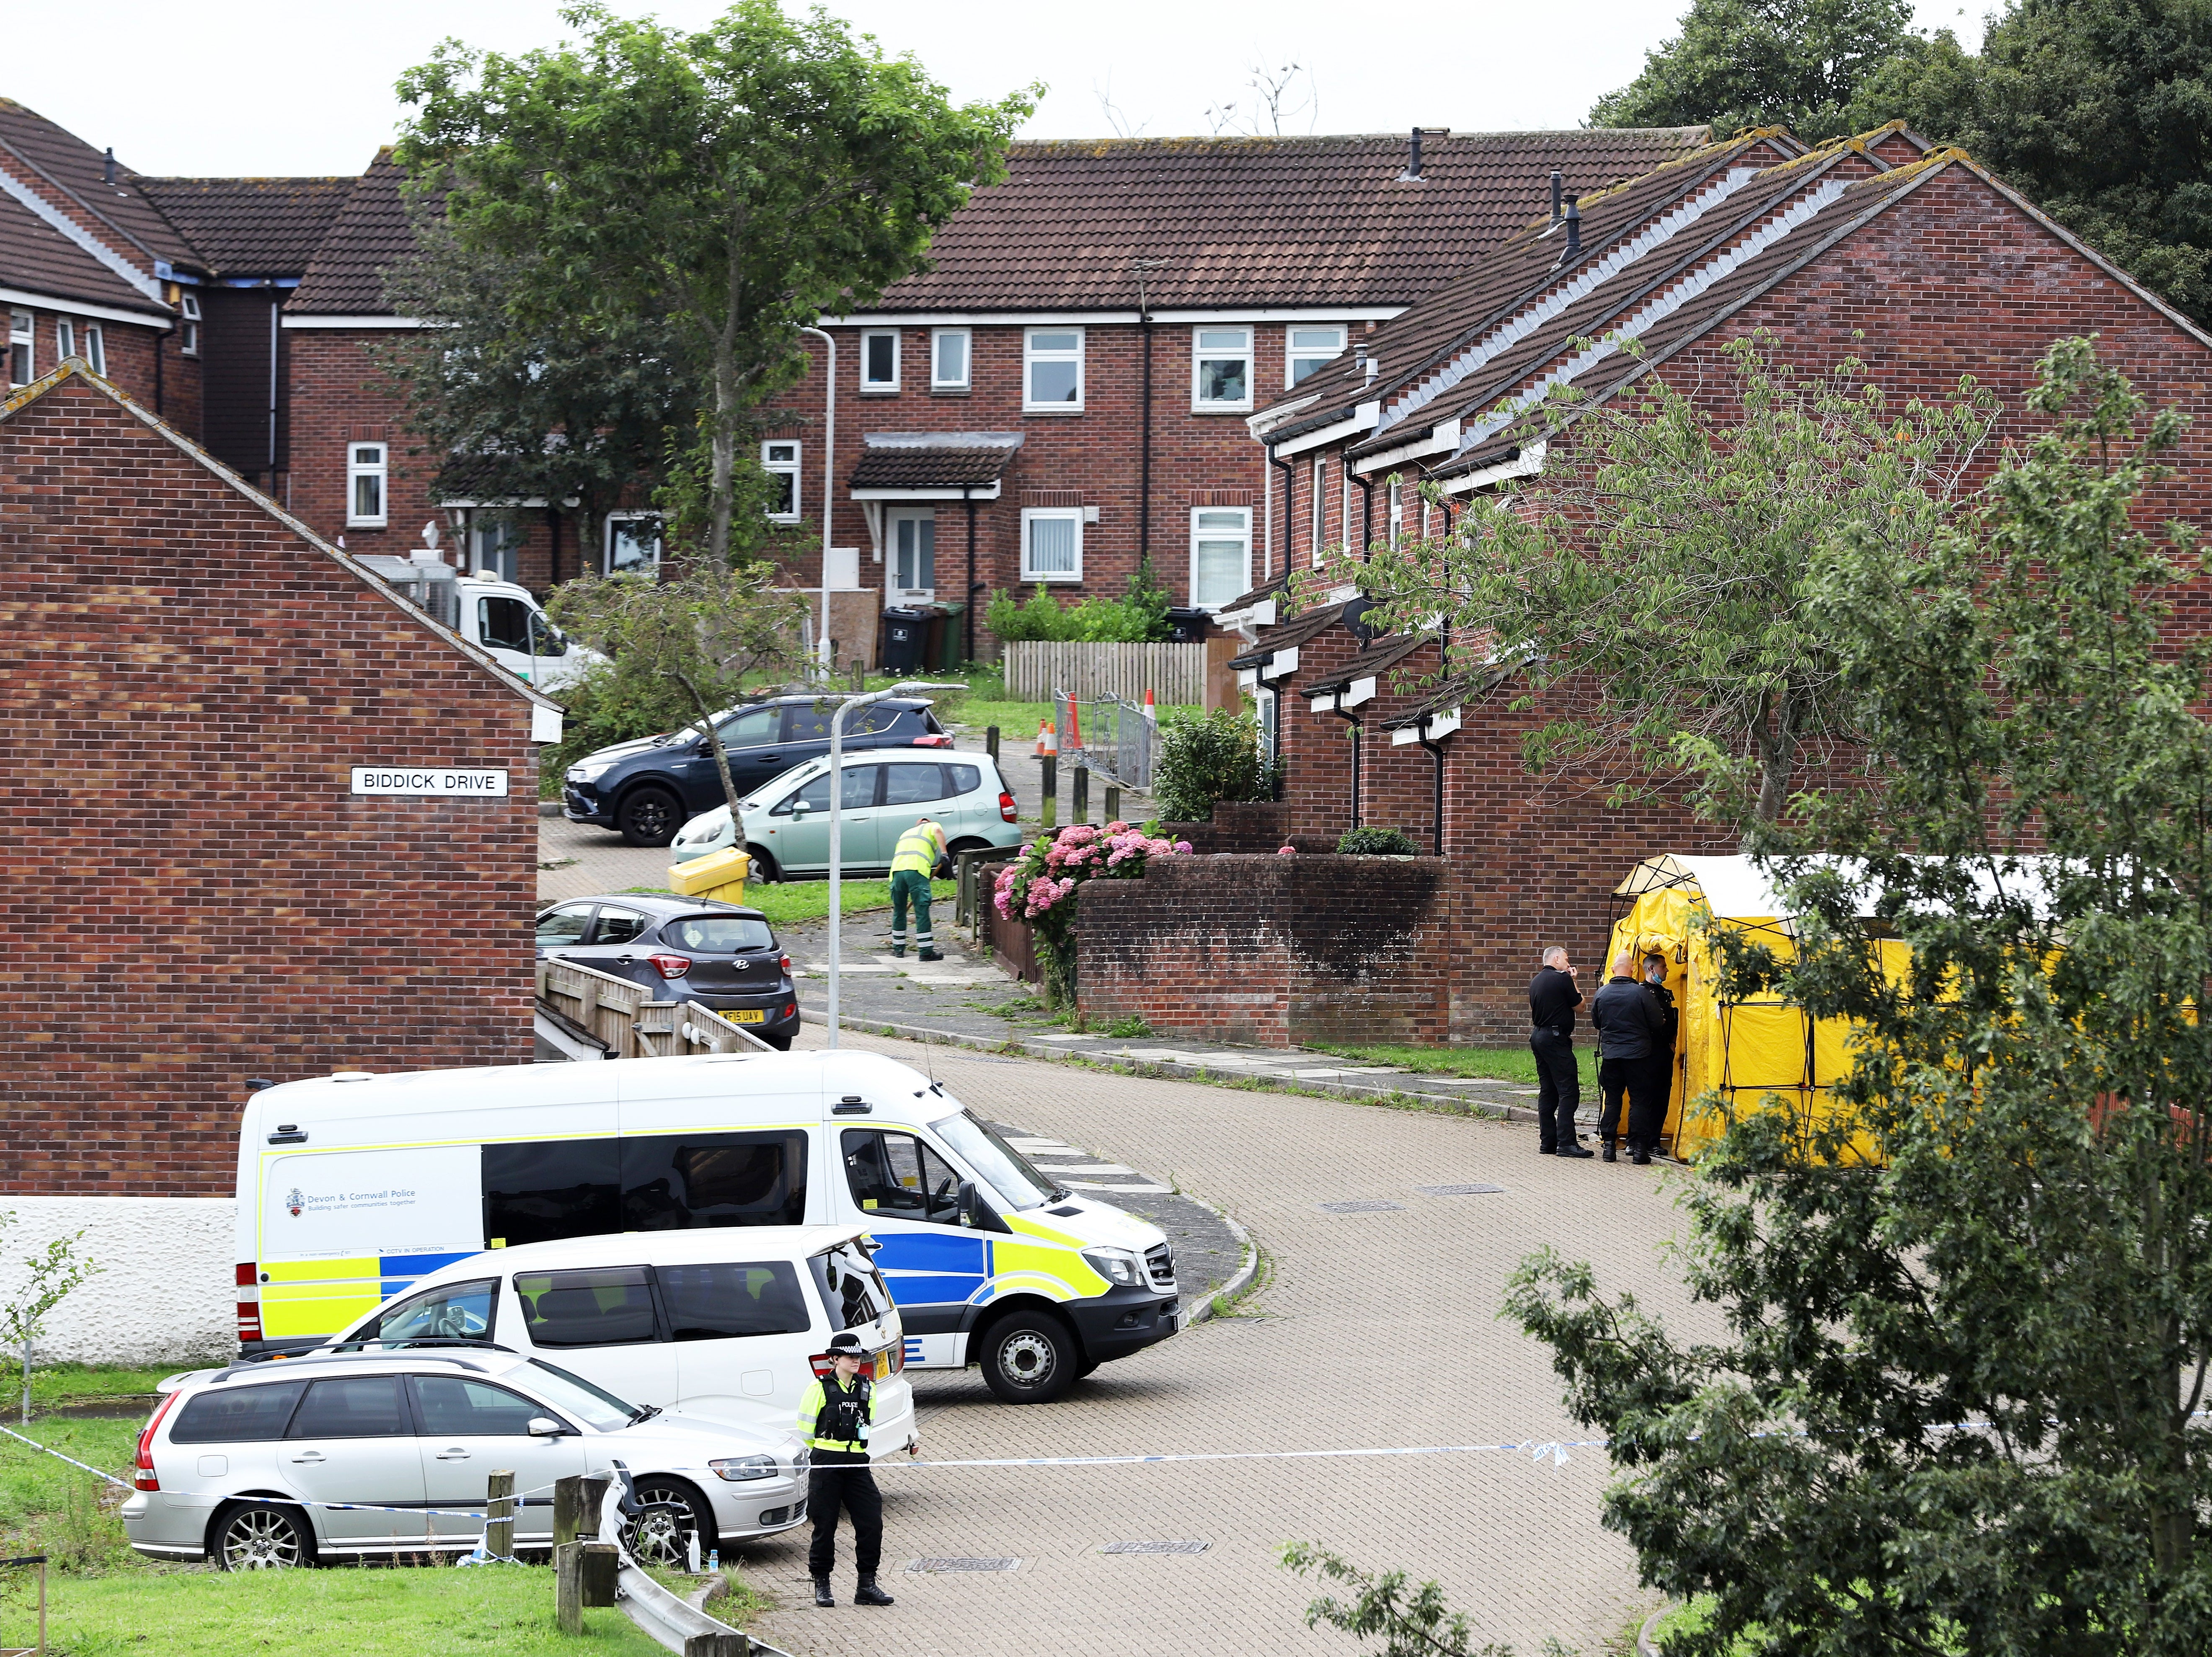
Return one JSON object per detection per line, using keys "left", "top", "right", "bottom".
{"left": 350, "top": 767, "right": 511, "bottom": 798}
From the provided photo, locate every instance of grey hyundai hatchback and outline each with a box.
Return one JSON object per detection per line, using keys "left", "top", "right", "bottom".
{"left": 535, "top": 894, "right": 799, "bottom": 1048}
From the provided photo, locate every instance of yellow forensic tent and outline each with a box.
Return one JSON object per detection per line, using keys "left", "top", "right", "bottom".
{"left": 1605, "top": 854, "right": 1909, "bottom": 1161}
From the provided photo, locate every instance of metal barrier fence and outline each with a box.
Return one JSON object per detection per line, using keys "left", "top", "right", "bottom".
{"left": 1054, "top": 690, "right": 1155, "bottom": 790}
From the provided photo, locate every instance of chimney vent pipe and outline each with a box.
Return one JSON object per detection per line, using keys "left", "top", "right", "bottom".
{"left": 103, "top": 147, "right": 116, "bottom": 186}
{"left": 1549, "top": 170, "right": 1563, "bottom": 223}
{"left": 1399, "top": 127, "right": 1424, "bottom": 182}
{"left": 1563, "top": 197, "right": 1581, "bottom": 259}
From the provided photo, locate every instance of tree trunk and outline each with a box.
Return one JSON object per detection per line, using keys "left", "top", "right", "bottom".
{"left": 707, "top": 225, "right": 743, "bottom": 565}
{"left": 674, "top": 668, "right": 746, "bottom": 818}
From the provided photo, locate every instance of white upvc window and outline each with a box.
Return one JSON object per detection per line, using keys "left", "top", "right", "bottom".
{"left": 1192, "top": 325, "right": 1253, "bottom": 411}
{"left": 763, "top": 440, "right": 801, "bottom": 522}
{"left": 1287, "top": 323, "right": 1348, "bottom": 386}
{"left": 55, "top": 319, "right": 74, "bottom": 362}
{"left": 8, "top": 310, "right": 32, "bottom": 387}
{"left": 81, "top": 324, "right": 104, "bottom": 376}
{"left": 178, "top": 291, "right": 200, "bottom": 356}
{"left": 1388, "top": 478, "right": 1403, "bottom": 550}
{"left": 930, "top": 327, "right": 971, "bottom": 390}
{"left": 1024, "top": 327, "right": 1083, "bottom": 412}
{"left": 1310, "top": 455, "right": 1328, "bottom": 568}
{"left": 1191, "top": 506, "right": 1253, "bottom": 609}
{"left": 1021, "top": 506, "right": 1083, "bottom": 581}
{"left": 1421, "top": 498, "right": 1435, "bottom": 540}
{"left": 1341, "top": 467, "right": 1358, "bottom": 559}
{"left": 346, "top": 442, "right": 388, "bottom": 527}
{"left": 860, "top": 329, "right": 899, "bottom": 392}
{"left": 605, "top": 513, "right": 663, "bottom": 574}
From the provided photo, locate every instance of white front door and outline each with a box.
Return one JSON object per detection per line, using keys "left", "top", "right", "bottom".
{"left": 888, "top": 508, "right": 935, "bottom": 603}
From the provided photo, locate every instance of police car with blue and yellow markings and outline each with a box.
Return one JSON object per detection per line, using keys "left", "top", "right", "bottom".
{"left": 235, "top": 1049, "right": 1179, "bottom": 1407}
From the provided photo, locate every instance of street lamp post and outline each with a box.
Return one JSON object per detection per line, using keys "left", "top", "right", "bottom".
{"left": 824, "top": 680, "right": 964, "bottom": 1047}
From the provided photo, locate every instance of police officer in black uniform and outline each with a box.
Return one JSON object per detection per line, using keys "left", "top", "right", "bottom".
{"left": 798, "top": 1331, "right": 913, "bottom": 1608}
{"left": 1635, "top": 952, "right": 1679, "bottom": 1159}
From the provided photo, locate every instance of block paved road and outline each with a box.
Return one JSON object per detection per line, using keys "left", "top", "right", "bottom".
{"left": 739, "top": 1024, "right": 1709, "bottom": 1657}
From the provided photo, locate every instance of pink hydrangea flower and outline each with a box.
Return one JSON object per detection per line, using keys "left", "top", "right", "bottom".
{"left": 1106, "top": 821, "right": 1129, "bottom": 834}
{"left": 1174, "top": 841, "right": 1194, "bottom": 854}
{"left": 1278, "top": 844, "right": 1297, "bottom": 855}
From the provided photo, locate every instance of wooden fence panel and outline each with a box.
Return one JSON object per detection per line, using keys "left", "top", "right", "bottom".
{"left": 1003, "top": 641, "right": 1204, "bottom": 704}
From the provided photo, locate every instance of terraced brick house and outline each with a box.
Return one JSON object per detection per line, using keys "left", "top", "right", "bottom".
{"left": 1201, "top": 122, "right": 2212, "bottom": 1042}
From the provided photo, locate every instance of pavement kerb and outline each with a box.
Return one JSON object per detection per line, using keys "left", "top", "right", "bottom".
{"left": 795, "top": 1007, "right": 1545, "bottom": 1125}
{"left": 1173, "top": 1187, "right": 1257, "bottom": 1327}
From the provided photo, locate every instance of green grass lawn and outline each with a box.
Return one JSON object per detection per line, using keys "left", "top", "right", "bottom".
{"left": 2, "top": 1565, "right": 664, "bottom": 1655}
{"left": 1305, "top": 1040, "right": 1599, "bottom": 1088}
{"left": 0, "top": 1400, "right": 743, "bottom": 1655}
{"left": 622, "top": 878, "right": 956, "bottom": 928}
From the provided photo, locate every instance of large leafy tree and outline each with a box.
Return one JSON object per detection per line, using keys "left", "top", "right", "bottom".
{"left": 1852, "top": 0, "right": 2212, "bottom": 323}
{"left": 1360, "top": 338, "right": 1998, "bottom": 829}
{"left": 395, "top": 1, "right": 1034, "bottom": 561}
{"left": 1511, "top": 340, "right": 2212, "bottom": 1654}
{"left": 1590, "top": 0, "right": 1915, "bottom": 142}
{"left": 376, "top": 228, "right": 696, "bottom": 577}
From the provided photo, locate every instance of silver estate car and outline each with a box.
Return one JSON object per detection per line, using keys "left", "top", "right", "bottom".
{"left": 123, "top": 1347, "right": 807, "bottom": 1569}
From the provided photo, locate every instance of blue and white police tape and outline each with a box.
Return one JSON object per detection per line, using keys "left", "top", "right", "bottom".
{"left": 882, "top": 1438, "right": 1603, "bottom": 1469}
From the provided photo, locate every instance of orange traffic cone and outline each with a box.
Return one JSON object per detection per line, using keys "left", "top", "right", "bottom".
{"left": 1142, "top": 687, "right": 1157, "bottom": 723}
{"left": 1035, "top": 718, "right": 1056, "bottom": 756}
{"left": 1067, "top": 700, "right": 1083, "bottom": 751}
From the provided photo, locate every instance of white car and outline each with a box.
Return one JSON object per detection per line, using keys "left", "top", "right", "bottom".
{"left": 121, "top": 1347, "right": 807, "bottom": 1570}
{"left": 671, "top": 747, "right": 1022, "bottom": 875}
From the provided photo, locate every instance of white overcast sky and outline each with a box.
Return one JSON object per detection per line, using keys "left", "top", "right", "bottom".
{"left": 22, "top": 0, "right": 1987, "bottom": 178}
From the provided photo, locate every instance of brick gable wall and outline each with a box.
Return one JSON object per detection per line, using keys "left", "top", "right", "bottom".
{"left": 0, "top": 375, "right": 541, "bottom": 1196}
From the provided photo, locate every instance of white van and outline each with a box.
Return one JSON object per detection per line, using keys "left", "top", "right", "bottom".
{"left": 235, "top": 1049, "right": 1180, "bottom": 1405}
{"left": 322, "top": 1226, "right": 915, "bottom": 1461}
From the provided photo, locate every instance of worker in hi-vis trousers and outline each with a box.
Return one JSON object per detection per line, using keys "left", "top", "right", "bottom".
{"left": 889, "top": 816, "right": 950, "bottom": 960}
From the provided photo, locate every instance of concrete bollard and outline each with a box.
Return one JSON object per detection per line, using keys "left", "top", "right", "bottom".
{"left": 1104, "top": 785, "right": 1121, "bottom": 824}
{"left": 1040, "top": 755, "right": 1057, "bottom": 832}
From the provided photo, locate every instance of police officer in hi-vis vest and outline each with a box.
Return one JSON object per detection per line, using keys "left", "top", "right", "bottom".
{"left": 798, "top": 1331, "right": 916, "bottom": 1607}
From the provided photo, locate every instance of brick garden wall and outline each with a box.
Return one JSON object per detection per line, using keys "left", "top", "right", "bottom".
{"left": 0, "top": 372, "right": 544, "bottom": 1196}
{"left": 1076, "top": 854, "right": 1457, "bottom": 1047}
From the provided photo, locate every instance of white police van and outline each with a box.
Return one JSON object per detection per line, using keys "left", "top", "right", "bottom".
{"left": 235, "top": 1049, "right": 1180, "bottom": 1404}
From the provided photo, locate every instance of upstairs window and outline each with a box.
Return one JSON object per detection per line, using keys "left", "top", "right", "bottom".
{"left": 763, "top": 440, "right": 801, "bottom": 522}
{"left": 860, "top": 330, "right": 899, "bottom": 392}
{"left": 1191, "top": 506, "right": 1252, "bottom": 609}
{"left": 1020, "top": 506, "right": 1083, "bottom": 581}
{"left": 346, "top": 442, "right": 387, "bottom": 527}
{"left": 930, "top": 328, "right": 970, "bottom": 390}
{"left": 1024, "top": 328, "right": 1083, "bottom": 411}
{"left": 82, "top": 325, "right": 104, "bottom": 376}
{"left": 178, "top": 291, "right": 200, "bottom": 356}
{"left": 1287, "top": 324, "right": 1347, "bottom": 385}
{"left": 1193, "top": 326, "right": 1253, "bottom": 410}
{"left": 1388, "top": 479, "right": 1403, "bottom": 550}
{"left": 8, "top": 311, "right": 31, "bottom": 387}
{"left": 55, "top": 320, "right": 74, "bottom": 362}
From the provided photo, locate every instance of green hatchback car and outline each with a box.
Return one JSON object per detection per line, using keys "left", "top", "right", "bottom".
{"left": 671, "top": 747, "right": 1023, "bottom": 880}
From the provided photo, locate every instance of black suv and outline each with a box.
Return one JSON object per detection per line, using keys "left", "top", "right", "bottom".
{"left": 562, "top": 694, "right": 950, "bottom": 846}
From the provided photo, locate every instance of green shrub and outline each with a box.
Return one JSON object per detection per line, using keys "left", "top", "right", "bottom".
{"left": 985, "top": 584, "right": 1170, "bottom": 644}
{"left": 1152, "top": 707, "right": 1280, "bottom": 822}
{"left": 1336, "top": 826, "right": 1423, "bottom": 855}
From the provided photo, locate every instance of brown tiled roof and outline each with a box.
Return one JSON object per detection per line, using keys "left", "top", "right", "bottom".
{"left": 849, "top": 433, "right": 1022, "bottom": 489}
{"left": 1380, "top": 664, "right": 1516, "bottom": 728}
{"left": 1258, "top": 132, "right": 1797, "bottom": 440}
{"left": 0, "top": 185, "right": 163, "bottom": 314}
{"left": 288, "top": 151, "right": 417, "bottom": 315}
{"left": 0, "top": 97, "right": 202, "bottom": 273}
{"left": 1226, "top": 599, "right": 1354, "bottom": 668}
{"left": 1304, "top": 630, "right": 1434, "bottom": 694}
{"left": 867, "top": 129, "right": 1711, "bottom": 313}
{"left": 135, "top": 176, "right": 354, "bottom": 276}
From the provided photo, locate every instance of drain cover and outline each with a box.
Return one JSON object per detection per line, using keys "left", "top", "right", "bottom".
{"left": 1102, "top": 1539, "right": 1209, "bottom": 1554}
{"left": 1416, "top": 1182, "right": 1506, "bottom": 1196}
{"left": 1317, "top": 1200, "right": 1404, "bottom": 1214}
{"left": 906, "top": 1557, "right": 1022, "bottom": 1574}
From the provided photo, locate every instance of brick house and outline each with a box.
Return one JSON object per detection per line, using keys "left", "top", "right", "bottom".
{"left": 0, "top": 361, "right": 562, "bottom": 1199}
{"left": 1098, "top": 123, "right": 2212, "bottom": 1044}
{"left": 775, "top": 129, "right": 1727, "bottom": 660}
